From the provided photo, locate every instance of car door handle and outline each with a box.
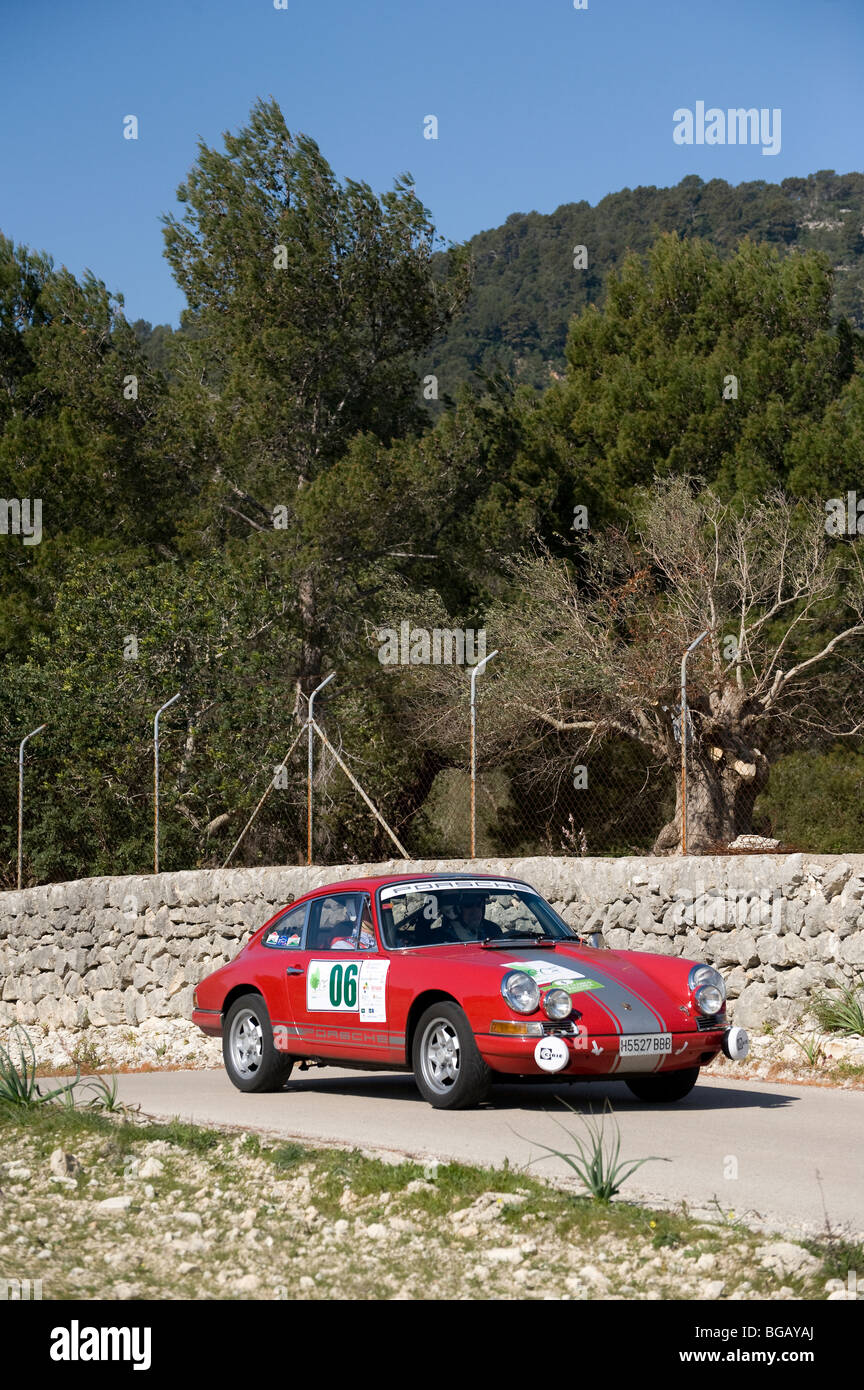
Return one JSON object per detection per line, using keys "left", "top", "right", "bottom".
{"left": 285, "top": 966, "right": 305, "bottom": 976}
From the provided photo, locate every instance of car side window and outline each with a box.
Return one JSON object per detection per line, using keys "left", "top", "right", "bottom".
{"left": 261, "top": 903, "right": 307, "bottom": 950}
{"left": 336, "top": 895, "right": 377, "bottom": 951}
{"left": 306, "top": 893, "right": 366, "bottom": 951}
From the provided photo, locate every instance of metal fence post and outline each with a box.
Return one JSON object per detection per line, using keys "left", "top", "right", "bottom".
{"left": 680, "top": 632, "right": 708, "bottom": 855}
{"left": 17, "top": 724, "right": 46, "bottom": 889}
{"left": 469, "top": 650, "right": 498, "bottom": 857}
{"left": 222, "top": 721, "right": 309, "bottom": 868}
{"left": 154, "top": 693, "right": 181, "bottom": 874}
{"left": 307, "top": 672, "right": 335, "bottom": 865}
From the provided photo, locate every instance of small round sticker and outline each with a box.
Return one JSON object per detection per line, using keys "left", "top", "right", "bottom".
{"left": 533, "top": 1036, "right": 569, "bottom": 1073}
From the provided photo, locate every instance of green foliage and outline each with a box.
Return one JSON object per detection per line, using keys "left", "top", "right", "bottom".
{"left": 0, "top": 1029, "right": 80, "bottom": 1108}
{"left": 755, "top": 747, "right": 864, "bottom": 853}
{"left": 0, "top": 235, "right": 182, "bottom": 657}
{"left": 82, "top": 1074, "right": 139, "bottom": 1115}
{"left": 787, "top": 1032, "right": 826, "bottom": 1067}
{"left": 810, "top": 976, "right": 864, "bottom": 1035}
{"left": 5, "top": 109, "right": 864, "bottom": 877}
{"left": 522, "top": 234, "right": 862, "bottom": 519}
{"left": 419, "top": 170, "right": 864, "bottom": 400}
{"left": 270, "top": 1142, "right": 306, "bottom": 1171}
{"left": 161, "top": 98, "right": 469, "bottom": 522}
{"left": 69, "top": 1039, "right": 100, "bottom": 1072}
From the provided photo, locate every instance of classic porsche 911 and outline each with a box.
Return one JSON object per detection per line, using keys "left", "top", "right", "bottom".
{"left": 192, "top": 873, "right": 749, "bottom": 1109}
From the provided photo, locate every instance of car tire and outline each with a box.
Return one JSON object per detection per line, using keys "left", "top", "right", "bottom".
{"left": 624, "top": 1066, "right": 700, "bottom": 1103}
{"left": 223, "top": 993, "right": 294, "bottom": 1094}
{"left": 412, "top": 1002, "right": 491, "bottom": 1110}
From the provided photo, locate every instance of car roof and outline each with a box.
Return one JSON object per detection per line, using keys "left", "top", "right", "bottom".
{"left": 255, "top": 873, "right": 538, "bottom": 936}
{"left": 296, "top": 872, "right": 532, "bottom": 897}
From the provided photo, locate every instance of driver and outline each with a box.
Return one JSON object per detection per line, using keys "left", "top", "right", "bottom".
{"left": 448, "top": 891, "right": 503, "bottom": 942}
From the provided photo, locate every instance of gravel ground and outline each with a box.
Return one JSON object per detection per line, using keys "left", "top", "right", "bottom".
{"left": 0, "top": 1105, "right": 860, "bottom": 1302}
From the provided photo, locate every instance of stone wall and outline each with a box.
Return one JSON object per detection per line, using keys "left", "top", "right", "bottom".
{"left": 1, "top": 854, "right": 863, "bottom": 1037}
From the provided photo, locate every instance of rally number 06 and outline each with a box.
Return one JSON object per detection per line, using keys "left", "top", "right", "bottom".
{"left": 328, "top": 962, "right": 359, "bottom": 1009}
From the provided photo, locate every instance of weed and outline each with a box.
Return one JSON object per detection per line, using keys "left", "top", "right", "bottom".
{"left": 705, "top": 1197, "right": 754, "bottom": 1233}
{"left": 647, "top": 1212, "right": 683, "bottom": 1249}
{"left": 70, "top": 1038, "right": 100, "bottom": 1071}
{"left": 0, "top": 1028, "right": 80, "bottom": 1108}
{"left": 518, "top": 1098, "right": 669, "bottom": 1202}
{"left": 804, "top": 1232, "right": 864, "bottom": 1283}
{"left": 788, "top": 1032, "right": 826, "bottom": 1068}
{"left": 270, "top": 1142, "right": 306, "bottom": 1171}
{"left": 833, "top": 1060, "right": 864, "bottom": 1081}
{"left": 811, "top": 975, "right": 864, "bottom": 1036}
{"left": 84, "top": 1074, "right": 139, "bottom": 1116}
{"left": 154, "top": 1117, "right": 219, "bottom": 1153}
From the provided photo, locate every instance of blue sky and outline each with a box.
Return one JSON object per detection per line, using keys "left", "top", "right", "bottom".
{"left": 1, "top": 0, "right": 862, "bottom": 326}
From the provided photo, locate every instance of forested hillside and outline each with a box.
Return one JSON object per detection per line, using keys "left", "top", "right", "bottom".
{"left": 423, "top": 170, "right": 864, "bottom": 397}
{"left": 135, "top": 170, "right": 864, "bottom": 398}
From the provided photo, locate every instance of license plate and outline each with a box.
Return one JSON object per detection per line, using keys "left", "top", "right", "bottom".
{"left": 619, "top": 1033, "right": 672, "bottom": 1056}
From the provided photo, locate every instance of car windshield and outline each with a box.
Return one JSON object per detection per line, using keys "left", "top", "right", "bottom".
{"left": 377, "top": 879, "right": 577, "bottom": 950}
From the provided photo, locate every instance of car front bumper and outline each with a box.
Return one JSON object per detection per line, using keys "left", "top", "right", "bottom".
{"left": 476, "top": 1025, "right": 739, "bottom": 1076}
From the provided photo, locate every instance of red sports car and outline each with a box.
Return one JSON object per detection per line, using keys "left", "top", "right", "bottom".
{"left": 192, "top": 873, "right": 749, "bottom": 1109}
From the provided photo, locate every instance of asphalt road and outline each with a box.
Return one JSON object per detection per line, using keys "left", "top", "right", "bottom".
{"left": 105, "top": 1067, "right": 864, "bottom": 1239}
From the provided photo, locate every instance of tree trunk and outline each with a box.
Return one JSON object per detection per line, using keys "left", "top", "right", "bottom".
{"left": 293, "top": 570, "right": 322, "bottom": 715}
{"left": 653, "top": 743, "right": 769, "bottom": 855}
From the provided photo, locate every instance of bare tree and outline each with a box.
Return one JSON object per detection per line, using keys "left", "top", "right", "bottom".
{"left": 406, "top": 478, "right": 864, "bottom": 853}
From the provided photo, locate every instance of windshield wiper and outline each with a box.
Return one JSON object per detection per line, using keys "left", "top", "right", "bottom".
{"left": 480, "top": 936, "right": 558, "bottom": 949}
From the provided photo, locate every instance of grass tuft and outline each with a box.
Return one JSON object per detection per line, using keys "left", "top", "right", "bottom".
{"left": 270, "top": 1142, "right": 306, "bottom": 1170}
{"left": 811, "top": 978, "right": 864, "bottom": 1034}
{"left": 811, "top": 975, "right": 864, "bottom": 1036}
{"left": 788, "top": 1031, "right": 826, "bottom": 1068}
{"left": 519, "top": 1097, "right": 669, "bottom": 1202}
{"left": 0, "top": 1028, "right": 80, "bottom": 1108}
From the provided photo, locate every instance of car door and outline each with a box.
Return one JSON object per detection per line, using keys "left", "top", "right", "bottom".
{"left": 285, "top": 891, "right": 398, "bottom": 1063}
{"left": 256, "top": 901, "right": 310, "bottom": 1051}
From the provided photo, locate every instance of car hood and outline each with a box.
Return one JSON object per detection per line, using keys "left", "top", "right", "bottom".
{"left": 402, "top": 940, "right": 702, "bottom": 1032}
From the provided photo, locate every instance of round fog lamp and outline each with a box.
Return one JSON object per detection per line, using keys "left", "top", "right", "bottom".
{"left": 695, "top": 983, "right": 725, "bottom": 1016}
{"left": 543, "top": 988, "right": 572, "bottom": 1020}
{"left": 501, "top": 971, "right": 541, "bottom": 1014}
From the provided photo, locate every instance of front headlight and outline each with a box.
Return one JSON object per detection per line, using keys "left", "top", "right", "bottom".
{"left": 543, "top": 988, "right": 572, "bottom": 1020}
{"left": 501, "top": 971, "right": 541, "bottom": 1014}
{"left": 694, "top": 984, "right": 725, "bottom": 1015}
{"left": 688, "top": 964, "right": 726, "bottom": 1015}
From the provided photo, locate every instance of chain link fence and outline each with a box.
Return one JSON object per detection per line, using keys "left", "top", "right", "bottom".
{"left": 380, "top": 744, "right": 676, "bottom": 861}
{"left": 2, "top": 687, "right": 860, "bottom": 888}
